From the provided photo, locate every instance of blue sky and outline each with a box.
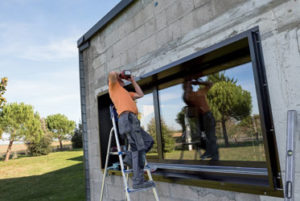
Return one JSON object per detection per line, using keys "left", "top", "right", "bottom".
{"left": 0, "top": 0, "right": 120, "bottom": 125}
{"left": 137, "top": 63, "right": 260, "bottom": 131}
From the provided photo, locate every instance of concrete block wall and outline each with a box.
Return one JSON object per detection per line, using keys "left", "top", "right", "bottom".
{"left": 82, "top": 0, "right": 300, "bottom": 200}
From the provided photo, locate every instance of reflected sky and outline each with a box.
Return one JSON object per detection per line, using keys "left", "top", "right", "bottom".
{"left": 137, "top": 62, "right": 259, "bottom": 131}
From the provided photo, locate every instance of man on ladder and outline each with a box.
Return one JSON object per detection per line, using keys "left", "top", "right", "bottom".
{"left": 108, "top": 70, "right": 155, "bottom": 189}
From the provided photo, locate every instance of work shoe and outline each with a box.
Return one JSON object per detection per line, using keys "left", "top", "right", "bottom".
{"left": 132, "top": 181, "right": 155, "bottom": 189}
{"left": 123, "top": 152, "right": 132, "bottom": 168}
{"left": 200, "top": 152, "right": 219, "bottom": 161}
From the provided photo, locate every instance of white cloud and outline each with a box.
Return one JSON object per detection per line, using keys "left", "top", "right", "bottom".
{"left": 159, "top": 92, "right": 180, "bottom": 102}
{"left": 142, "top": 105, "right": 154, "bottom": 118}
{"left": 0, "top": 22, "right": 78, "bottom": 61}
{"left": 20, "top": 38, "right": 78, "bottom": 61}
{"left": 5, "top": 69, "right": 81, "bottom": 121}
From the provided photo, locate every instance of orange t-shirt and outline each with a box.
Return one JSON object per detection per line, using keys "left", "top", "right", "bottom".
{"left": 108, "top": 80, "right": 138, "bottom": 116}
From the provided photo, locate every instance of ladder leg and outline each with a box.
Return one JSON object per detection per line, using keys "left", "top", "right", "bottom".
{"left": 145, "top": 160, "right": 160, "bottom": 201}
{"left": 111, "top": 116, "right": 131, "bottom": 201}
{"left": 100, "top": 128, "right": 114, "bottom": 201}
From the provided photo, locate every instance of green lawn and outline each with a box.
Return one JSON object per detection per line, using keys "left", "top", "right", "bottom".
{"left": 0, "top": 150, "right": 85, "bottom": 201}
{"left": 164, "top": 145, "right": 266, "bottom": 161}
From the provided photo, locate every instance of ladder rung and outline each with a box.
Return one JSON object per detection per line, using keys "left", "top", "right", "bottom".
{"left": 110, "top": 151, "right": 126, "bottom": 155}
{"left": 123, "top": 165, "right": 152, "bottom": 174}
{"left": 127, "top": 184, "right": 156, "bottom": 193}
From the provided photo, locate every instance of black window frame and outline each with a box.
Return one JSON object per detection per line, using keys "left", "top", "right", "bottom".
{"left": 98, "top": 27, "right": 283, "bottom": 197}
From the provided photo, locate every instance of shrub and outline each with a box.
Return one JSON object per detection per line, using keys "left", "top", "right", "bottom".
{"left": 26, "top": 133, "right": 53, "bottom": 156}
{"left": 71, "top": 123, "right": 83, "bottom": 149}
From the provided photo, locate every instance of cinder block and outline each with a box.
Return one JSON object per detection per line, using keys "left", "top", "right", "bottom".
{"left": 235, "top": 193, "right": 260, "bottom": 201}
{"left": 155, "top": 9, "right": 167, "bottom": 31}
{"left": 153, "top": 0, "right": 174, "bottom": 15}
{"left": 126, "top": 31, "right": 138, "bottom": 49}
{"left": 166, "top": 2, "right": 180, "bottom": 25}
{"left": 118, "top": 18, "right": 134, "bottom": 39}
{"left": 144, "top": 18, "right": 157, "bottom": 39}
{"left": 136, "top": 34, "right": 157, "bottom": 59}
{"left": 169, "top": 183, "right": 199, "bottom": 200}
{"left": 106, "top": 184, "right": 125, "bottom": 200}
{"left": 133, "top": 9, "right": 146, "bottom": 29}
{"left": 155, "top": 27, "right": 169, "bottom": 49}
{"left": 180, "top": 0, "right": 195, "bottom": 16}
{"left": 156, "top": 181, "right": 170, "bottom": 197}
{"left": 192, "top": 1, "right": 214, "bottom": 29}
{"left": 212, "top": 0, "right": 247, "bottom": 16}
{"left": 180, "top": 10, "right": 194, "bottom": 36}
{"left": 166, "top": 0, "right": 194, "bottom": 25}
{"left": 127, "top": 47, "right": 137, "bottom": 64}
{"left": 168, "top": 20, "right": 183, "bottom": 40}
{"left": 199, "top": 193, "right": 235, "bottom": 201}
{"left": 193, "top": 0, "right": 210, "bottom": 8}
{"left": 92, "top": 54, "right": 106, "bottom": 70}
{"left": 105, "top": 29, "right": 119, "bottom": 48}
{"left": 259, "top": 195, "right": 283, "bottom": 201}
{"left": 142, "top": 1, "right": 155, "bottom": 22}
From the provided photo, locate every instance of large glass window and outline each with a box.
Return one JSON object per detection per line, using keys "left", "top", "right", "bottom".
{"left": 100, "top": 28, "right": 282, "bottom": 196}
{"left": 158, "top": 63, "right": 266, "bottom": 162}
{"left": 136, "top": 92, "right": 158, "bottom": 157}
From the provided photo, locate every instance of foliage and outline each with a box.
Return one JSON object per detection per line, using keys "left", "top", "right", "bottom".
{"left": 71, "top": 123, "right": 83, "bottom": 149}
{"left": 147, "top": 117, "right": 175, "bottom": 153}
{"left": 207, "top": 72, "right": 237, "bottom": 84}
{"left": 207, "top": 81, "right": 252, "bottom": 146}
{"left": 207, "top": 81, "right": 252, "bottom": 121}
{"left": 26, "top": 132, "right": 53, "bottom": 156}
{"left": 46, "top": 114, "right": 76, "bottom": 150}
{"left": 0, "top": 77, "right": 8, "bottom": 109}
{"left": 0, "top": 102, "right": 43, "bottom": 161}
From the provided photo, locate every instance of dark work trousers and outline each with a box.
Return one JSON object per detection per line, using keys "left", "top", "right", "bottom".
{"left": 118, "top": 112, "right": 154, "bottom": 185}
{"left": 200, "top": 111, "right": 218, "bottom": 156}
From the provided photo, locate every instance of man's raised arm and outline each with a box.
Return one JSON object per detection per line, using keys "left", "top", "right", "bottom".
{"left": 129, "top": 76, "right": 144, "bottom": 99}
{"left": 109, "top": 71, "right": 118, "bottom": 84}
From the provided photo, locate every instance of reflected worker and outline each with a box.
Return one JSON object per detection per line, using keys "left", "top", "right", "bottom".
{"left": 108, "top": 71, "right": 154, "bottom": 189}
{"left": 183, "top": 75, "right": 219, "bottom": 161}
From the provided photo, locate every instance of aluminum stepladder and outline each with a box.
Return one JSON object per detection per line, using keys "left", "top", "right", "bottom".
{"left": 100, "top": 105, "right": 160, "bottom": 201}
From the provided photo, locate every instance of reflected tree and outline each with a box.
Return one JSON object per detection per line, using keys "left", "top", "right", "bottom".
{"left": 147, "top": 117, "right": 175, "bottom": 153}
{"left": 207, "top": 81, "right": 252, "bottom": 147}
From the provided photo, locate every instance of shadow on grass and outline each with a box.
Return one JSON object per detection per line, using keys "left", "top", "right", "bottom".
{"left": 0, "top": 162, "right": 85, "bottom": 201}
{"left": 67, "top": 155, "right": 83, "bottom": 162}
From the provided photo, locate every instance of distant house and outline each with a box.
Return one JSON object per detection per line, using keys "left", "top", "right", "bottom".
{"left": 78, "top": 0, "right": 300, "bottom": 201}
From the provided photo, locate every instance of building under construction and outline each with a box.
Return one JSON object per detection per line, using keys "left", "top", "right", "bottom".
{"left": 77, "top": 0, "right": 300, "bottom": 200}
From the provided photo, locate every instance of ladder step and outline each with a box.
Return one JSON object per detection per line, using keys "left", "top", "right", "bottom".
{"left": 123, "top": 165, "right": 153, "bottom": 174}
{"left": 127, "top": 184, "right": 156, "bottom": 193}
{"left": 110, "top": 151, "right": 127, "bottom": 155}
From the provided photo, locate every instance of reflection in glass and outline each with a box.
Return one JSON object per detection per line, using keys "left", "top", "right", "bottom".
{"left": 158, "top": 63, "right": 266, "bottom": 162}
{"left": 136, "top": 92, "right": 158, "bottom": 157}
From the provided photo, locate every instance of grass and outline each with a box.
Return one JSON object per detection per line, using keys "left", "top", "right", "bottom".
{"left": 164, "top": 144, "right": 266, "bottom": 161}
{"left": 0, "top": 150, "right": 85, "bottom": 201}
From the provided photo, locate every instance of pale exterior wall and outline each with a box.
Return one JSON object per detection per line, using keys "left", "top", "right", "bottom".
{"left": 81, "top": 0, "right": 300, "bottom": 200}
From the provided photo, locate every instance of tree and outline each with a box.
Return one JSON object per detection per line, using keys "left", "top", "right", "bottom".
{"left": 147, "top": 117, "right": 175, "bottom": 153}
{"left": 71, "top": 123, "right": 83, "bottom": 148}
{"left": 0, "top": 77, "right": 8, "bottom": 139}
{"left": 207, "top": 81, "right": 252, "bottom": 146}
{"left": 0, "top": 102, "right": 42, "bottom": 161}
{"left": 0, "top": 77, "right": 8, "bottom": 109}
{"left": 26, "top": 118, "right": 53, "bottom": 156}
{"left": 46, "top": 114, "right": 75, "bottom": 150}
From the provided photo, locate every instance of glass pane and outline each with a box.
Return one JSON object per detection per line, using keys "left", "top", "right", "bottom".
{"left": 158, "top": 62, "right": 266, "bottom": 162}
{"left": 136, "top": 92, "right": 158, "bottom": 157}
